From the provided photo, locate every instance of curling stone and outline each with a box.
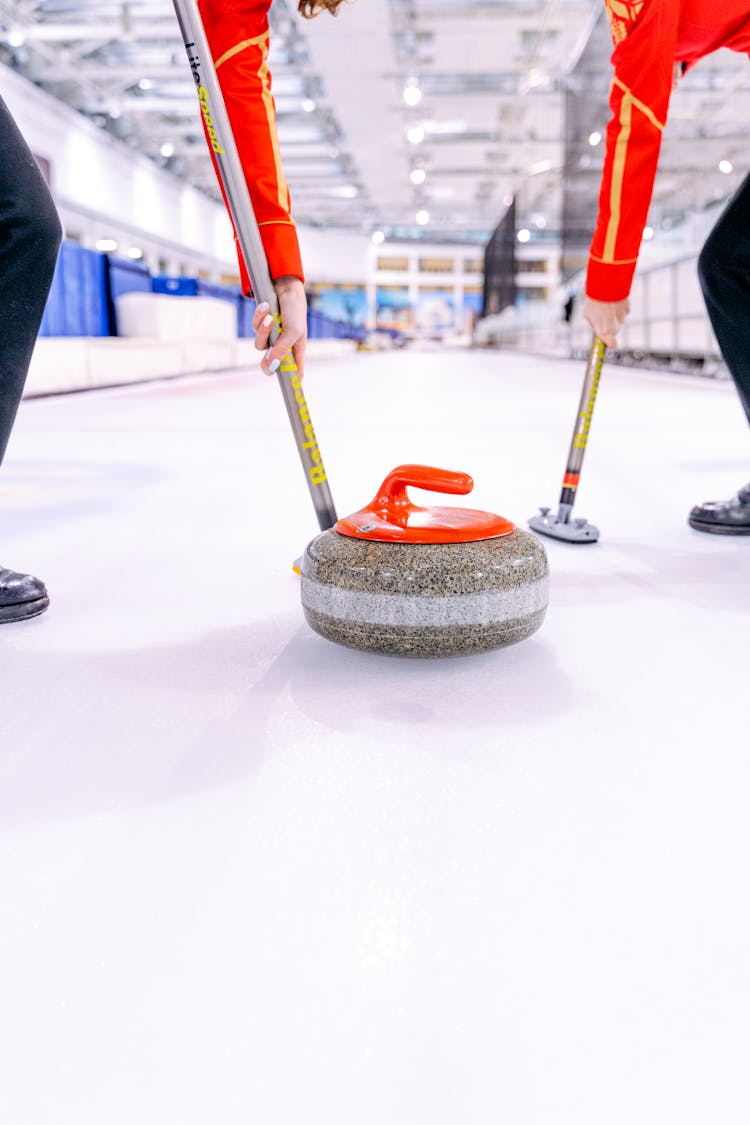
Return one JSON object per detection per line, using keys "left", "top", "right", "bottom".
{"left": 300, "top": 465, "right": 549, "bottom": 658}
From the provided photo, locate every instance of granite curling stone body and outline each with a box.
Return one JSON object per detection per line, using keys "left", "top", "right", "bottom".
{"left": 301, "top": 465, "right": 549, "bottom": 657}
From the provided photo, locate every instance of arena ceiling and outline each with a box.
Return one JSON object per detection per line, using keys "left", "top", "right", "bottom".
{"left": 1, "top": 0, "right": 749, "bottom": 245}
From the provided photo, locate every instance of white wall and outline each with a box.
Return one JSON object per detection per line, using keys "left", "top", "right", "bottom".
{"left": 297, "top": 226, "right": 370, "bottom": 283}
{"left": 0, "top": 61, "right": 487, "bottom": 302}
{"left": 0, "top": 62, "right": 238, "bottom": 278}
{"left": 0, "top": 61, "right": 374, "bottom": 285}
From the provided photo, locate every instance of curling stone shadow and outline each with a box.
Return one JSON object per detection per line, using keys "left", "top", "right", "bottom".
{"left": 0, "top": 608, "right": 580, "bottom": 832}
{"left": 0, "top": 613, "right": 296, "bottom": 832}
{"left": 260, "top": 623, "right": 577, "bottom": 735}
{"left": 549, "top": 539, "right": 749, "bottom": 612}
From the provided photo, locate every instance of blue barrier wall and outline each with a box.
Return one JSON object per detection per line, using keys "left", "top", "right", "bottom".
{"left": 40, "top": 243, "right": 364, "bottom": 342}
{"left": 308, "top": 308, "right": 366, "bottom": 342}
{"left": 107, "top": 256, "right": 152, "bottom": 302}
{"left": 152, "top": 276, "right": 254, "bottom": 336}
{"left": 196, "top": 279, "right": 240, "bottom": 303}
{"left": 197, "top": 279, "right": 248, "bottom": 338}
{"left": 107, "top": 256, "right": 152, "bottom": 335}
{"left": 40, "top": 242, "right": 109, "bottom": 337}
{"left": 237, "top": 296, "right": 257, "bottom": 339}
{"left": 152, "top": 276, "right": 198, "bottom": 296}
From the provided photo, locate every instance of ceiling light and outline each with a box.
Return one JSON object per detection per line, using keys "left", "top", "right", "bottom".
{"left": 403, "top": 85, "right": 422, "bottom": 107}
{"left": 7, "top": 28, "right": 26, "bottom": 48}
{"left": 588, "top": 131, "right": 602, "bottom": 146}
{"left": 302, "top": 98, "right": 316, "bottom": 113}
{"left": 410, "top": 169, "right": 426, "bottom": 185}
{"left": 372, "top": 231, "right": 385, "bottom": 245}
{"left": 160, "top": 142, "right": 175, "bottom": 158}
{"left": 533, "top": 215, "right": 547, "bottom": 229}
{"left": 138, "top": 78, "right": 155, "bottom": 91}
{"left": 503, "top": 194, "right": 514, "bottom": 207}
{"left": 415, "top": 210, "right": 429, "bottom": 225}
{"left": 95, "top": 239, "right": 118, "bottom": 252}
{"left": 517, "top": 229, "right": 531, "bottom": 243}
{"left": 127, "top": 247, "right": 144, "bottom": 260}
{"left": 642, "top": 226, "right": 654, "bottom": 241}
{"left": 332, "top": 185, "right": 359, "bottom": 198}
{"left": 407, "top": 126, "right": 425, "bottom": 145}
{"left": 719, "top": 159, "right": 733, "bottom": 174}
{"left": 527, "top": 160, "right": 553, "bottom": 176}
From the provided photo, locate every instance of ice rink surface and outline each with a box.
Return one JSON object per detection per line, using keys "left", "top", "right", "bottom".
{"left": 1, "top": 343, "right": 748, "bottom": 1124}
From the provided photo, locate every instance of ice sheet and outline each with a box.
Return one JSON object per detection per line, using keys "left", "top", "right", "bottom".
{"left": 0, "top": 345, "right": 748, "bottom": 1124}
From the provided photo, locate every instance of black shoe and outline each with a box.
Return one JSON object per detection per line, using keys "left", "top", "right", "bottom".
{"left": 688, "top": 483, "right": 750, "bottom": 535}
{"left": 0, "top": 565, "right": 49, "bottom": 622}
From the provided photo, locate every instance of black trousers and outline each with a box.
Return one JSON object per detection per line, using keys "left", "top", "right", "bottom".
{"left": 0, "top": 97, "right": 62, "bottom": 466}
{"left": 698, "top": 173, "right": 750, "bottom": 427}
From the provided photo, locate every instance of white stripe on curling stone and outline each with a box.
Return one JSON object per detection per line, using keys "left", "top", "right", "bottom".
{"left": 301, "top": 575, "right": 548, "bottom": 628}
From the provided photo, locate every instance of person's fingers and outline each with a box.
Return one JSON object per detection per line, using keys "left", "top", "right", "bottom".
{"left": 583, "top": 296, "right": 628, "bottom": 351}
{"left": 584, "top": 317, "right": 618, "bottom": 349}
{"left": 252, "top": 303, "right": 275, "bottom": 353}
{"left": 252, "top": 277, "right": 307, "bottom": 378}
{"left": 605, "top": 308, "right": 628, "bottom": 349}
{"left": 251, "top": 301, "right": 269, "bottom": 330}
{"left": 253, "top": 318, "right": 274, "bottom": 352}
{"left": 260, "top": 326, "right": 302, "bottom": 376}
{"left": 292, "top": 338, "right": 306, "bottom": 382}
{"left": 259, "top": 350, "right": 278, "bottom": 376}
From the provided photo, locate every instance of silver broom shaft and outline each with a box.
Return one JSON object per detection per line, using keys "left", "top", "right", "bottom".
{"left": 556, "top": 334, "right": 606, "bottom": 520}
{"left": 171, "top": 0, "right": 338, "bottom": 531}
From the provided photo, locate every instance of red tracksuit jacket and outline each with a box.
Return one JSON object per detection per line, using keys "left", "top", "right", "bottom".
{"left": 588, "top": 0, "right": 750, "bottom": 301}
{"left": 199, "top": 0, "right": 750, "bottom": 302}
{"left": 199, "top": 0, "right": 303, "bottom": 292}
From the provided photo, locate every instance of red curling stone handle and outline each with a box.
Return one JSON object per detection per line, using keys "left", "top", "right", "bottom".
{"left": 373, "top": 464, "right": 473, "bottom": 514}
{"left": 335, "top": 463, "right": 513, "bottom": 542}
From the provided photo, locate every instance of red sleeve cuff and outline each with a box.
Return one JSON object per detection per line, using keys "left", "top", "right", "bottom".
{"left": 585, "top": 257, "right": 637, "bottom": 302}
{"left": 261, "top": 222, "right": 304, "bottom": 284}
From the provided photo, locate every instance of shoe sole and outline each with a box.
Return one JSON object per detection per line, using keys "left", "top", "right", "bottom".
{"left": 688, "top": 518, "right": 750, "bottom": 536}
{"left": 0, "top": 596, "right": 49, "bottom": 623}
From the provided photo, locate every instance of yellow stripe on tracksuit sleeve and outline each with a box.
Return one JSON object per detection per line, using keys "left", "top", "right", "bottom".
{"left": 258, "top": 47, "right": 291, "bottom": 213}
{"left": 612, "top": 76, "right": 666, "bottom": 133}
{"left": 603, "top": 91, "right": 632, "bottom": 262}
{"left": 602, "top": 78, "right": 665, "bottom": 264}
{"left": 215, "top": 32, "right": 291, "bottom": 214}
{"left": 215, "top": 33, "right": 267, "bottom": 70}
